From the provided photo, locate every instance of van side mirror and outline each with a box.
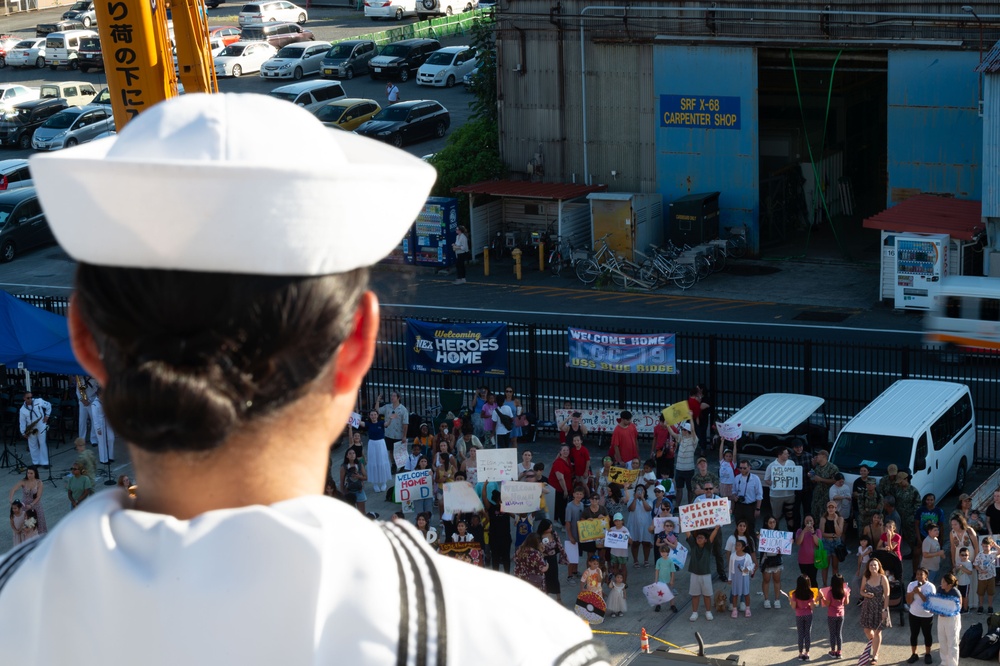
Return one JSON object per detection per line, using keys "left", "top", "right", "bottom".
{"left": 914, "top": 455, "right": 927, "bottom": 472}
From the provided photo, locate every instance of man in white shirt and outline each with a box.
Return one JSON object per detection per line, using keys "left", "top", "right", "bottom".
{"left": 763, "top": 446, "right": 797, "bottom": 530}
{"left": 18, "top": 392, "right": 51, "bottom": 467}
{"left": 732, "top": 460, "right": 764, "bottom": 537}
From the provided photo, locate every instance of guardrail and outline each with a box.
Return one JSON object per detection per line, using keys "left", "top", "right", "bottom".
{"left": 346, "top": 9, "right": 487, "bottom": 46}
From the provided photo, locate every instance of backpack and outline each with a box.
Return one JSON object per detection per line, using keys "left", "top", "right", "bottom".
{"left": 497, "top": 408, "right": 514, "bottom": 430}
{"left": 971, "top": 628, "right": 1000, "bottom": 660}
{"left": 961, "top": 623, "right": 983, "bottom": 658}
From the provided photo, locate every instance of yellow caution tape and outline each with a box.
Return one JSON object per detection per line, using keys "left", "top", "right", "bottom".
{"left": 591, "top": 630, "right": 700, "bottom": 655}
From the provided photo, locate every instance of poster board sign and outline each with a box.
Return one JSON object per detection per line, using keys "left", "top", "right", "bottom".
{"left": 653, "top": 516, "right": 678, "bottom": 535}
{"left": 661, "top": 401, "right": 692, "bottom": 426}
{"left": 567, "top": 327, "right": 677, "bottom": 375}
{"left": 668, "top": 542, "right": 688, "bottom": 570}
{"left": 501, "top": 481, "right": 541, "bottom": 513}
{"left": 443, "top": 481, "right": 484, "bottom": 514}
{"left": 924, "top": 593, "right": 961, "bottom": 617}
{"left": 642, "top": 582, "right": 675, "bottom": 607}
{"left": 477, "top": 448, "right": 518, "bottom": 482}
{"left": 348, "top": 412, "right": 361, "bottom": 429}
{"left": 438, "top": 541, "right": 485, "bottom": 566}
{"left": 604, "top": 530, "right": 629, "bottom": 550}
{"left": 578, "top": 516, "right": 610, "bottom": 543}
{"left": 770, "top": 465, "right": 802, "bottom": 491}
{"left": 678, "top": 498, "right": 731, "bottom": 532}
{"left": 716, "top": 420, "right": 742, "bottom": 442}
{"left": 394, "top": 469, "right": 432, "bottom": 504}
{"left": 555, "top": 409, "right": 660, "bottom": 434}
{"left": 393, "top": 440, "right": 409, "bottom": 470}
{"left": 608, "top": 467, "right": 641, "bottom": 487}
{"left": 759, "top": 529, "right": 794, "bottom": 555}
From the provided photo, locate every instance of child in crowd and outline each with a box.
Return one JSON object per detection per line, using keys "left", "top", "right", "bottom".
{"left": 514, "top": 513, "right": 533, "bottom": 549}
{"left": 821, "top": 573, "right": 849, "bottom": 659}
{"left": 855, "top": 534, "right": 873, "bottom": 590}
{"left": 638, "top": 459, "right": 657, "bottom": 492}
{"left": 687, "top": 525, "right": 720, "bottom": 622}
{"left": 606, "top": 573, "right": 627, "bottom": 618}
{"left": 718, "top": 445, "right": 736, "bottom": 499}
{"left": 969, "top": 509, "right": 986, "bottom": 535}
{"left": 580, "top": 555, "right": 605, "bottom": 599}
{"left": 922, "top": 523, "right": 943, "bottom": 585}
{"left": 974, "top": 536, "right": 996, "bottom": 613}
{"left": 955, "top": 547, "right": 973, "bottom": 613}
{"left": 791, "top": 574, "right": 818, "bottom": 661}
{"left": 761, "top": 515, "right": 784, "bottom": 609}
{"left": 607, "top": 513, "right": 631, "bottom": 585}
{"left": 451, "top": 519, "right": 474, "bottom": 543}
{"left": 729, "top": 539, "right": 755, "bottom": 618}
{"left": 652, "top": 515, "right": 678, "bottom": 562}
{"left": 654, "top": 544, "right": 679, "bottom": 613}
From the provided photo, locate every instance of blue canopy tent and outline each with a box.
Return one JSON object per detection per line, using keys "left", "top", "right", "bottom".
{"left": 0, "top": 291, "right": 84, "bottom": 376}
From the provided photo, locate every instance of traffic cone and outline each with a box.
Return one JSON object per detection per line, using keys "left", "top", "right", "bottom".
{"left": 640, "top": 628, "right": 650, "bottom": 653}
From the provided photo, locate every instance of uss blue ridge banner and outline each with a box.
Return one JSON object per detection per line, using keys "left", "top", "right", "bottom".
{"left": 406, "top": 319, "right": 508, "bottom": 375}
{"left": 567, "top": 327, "right": 677, "bottom": 374}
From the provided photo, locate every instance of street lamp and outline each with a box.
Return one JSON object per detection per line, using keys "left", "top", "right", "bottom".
{"left": 962, "top": 5, "right": 984, "bottom": 111}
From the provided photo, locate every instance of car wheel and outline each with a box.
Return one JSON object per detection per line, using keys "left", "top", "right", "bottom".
{"left": 391, "top": 133, "right": 403, "bottom": 148}
{"left": 344, "top": 66, "right": 353, "bottom": 80}
{"left": 297, "top": 12, "right": 306, "bottom": 23}
{"left": 445, "top": 5, "right": 453, "bottom": 14}
{"left": 422, "top": 0, "right": 435, "bottom": 8}
{"left": 232, "top": 64, "right": 242, "bottom": 77}
{"left": 435, "top": 121, "right": 446, "bottom": 137}
{"left": 394, "top": 7, "right": 403, "bottom": 19}
{"left": 17, "top": 133, "right": 30, "bottom": 150}
{"left": 465, "top": 2, "right": 472, "bottom": 10}
{"left": 35, "top": 56, "right": 45, "bottom": 68}
{"left": 955, "top": 460, "right": 968, "bottom": 494}
{"left": 0, "top": 241, "right": 14, "bottom": 263}
{"left": 293, "top": 66, "right": 303, "bottom": 80}
{"left": 398, "top": 68, "right": 409, "bottom": 82}
{"left": 445, "top": 74, "right": 455, "bottom": 88}
{"left": 83, "top": 16, "right": 92, "bottom": 27}
{"left": 65, "top": 138, "right": 78, "bottom": 147}
{"left": 0, "top": 56, "right": 5, "bottom": 69}
{"left": 69, "top": 59, "right": 79, "bottom": 70}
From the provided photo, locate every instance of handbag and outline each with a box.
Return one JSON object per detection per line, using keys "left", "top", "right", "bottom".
{"left": 814, "top": 543, "right": 829, "bottom": 569}
{"left": 834, "top": 543, "right": 848, "bottom": 563}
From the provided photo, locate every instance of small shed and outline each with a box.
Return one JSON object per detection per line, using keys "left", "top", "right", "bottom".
{"left": 451, "top": 180, "right": 607, "bottom": 258}
{"left": 863, "top": 195, "right": 985, "bottom": 301}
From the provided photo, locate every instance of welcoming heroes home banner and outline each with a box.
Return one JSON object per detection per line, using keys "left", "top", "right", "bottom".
{"left": 406, "top": 319, "right": 507, "bottom": 375}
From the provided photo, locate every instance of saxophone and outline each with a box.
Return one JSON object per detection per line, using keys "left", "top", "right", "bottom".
{"left": 24, "top": 415, "right": 42, "bottom": 437}
{"left": 77, "top": 376, "right": 89, "bottom": 404}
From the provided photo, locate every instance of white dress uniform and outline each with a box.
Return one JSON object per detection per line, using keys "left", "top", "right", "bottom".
{"left": 76, "top": 376, "right": 99, "bottom": 443}
{"left": 89, "top": 395, "right": 115, "bottom": 463}
{"left": 0, "top": 491, "right": 610, "bottom": 666}
{"left": 18, "top": 398, "right": 51, "bottom": 466}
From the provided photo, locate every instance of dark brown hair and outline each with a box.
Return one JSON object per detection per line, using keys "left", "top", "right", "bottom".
{"left": 73, "top": 264, "right": 368, "bottom": 454}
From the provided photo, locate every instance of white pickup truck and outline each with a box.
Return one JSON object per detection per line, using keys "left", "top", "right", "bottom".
{"left": 0, "top": 85, "right": 40, "bottom": 115}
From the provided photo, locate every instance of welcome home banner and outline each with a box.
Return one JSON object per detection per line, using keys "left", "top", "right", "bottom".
{"left": 567, "top": 327, "right": 677, "bottom": 374}
{"left": 406, "top": 319, "right": 507, "bottom": 376}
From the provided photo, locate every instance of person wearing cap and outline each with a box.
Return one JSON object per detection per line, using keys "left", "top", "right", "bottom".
{"left": 894, "top": 471, "right": 922, "bottom": 568}
{"left": 857, "top": 479, "right": 883, "bottom": 535}
{"left": 672, "top": 420, "right": 698, "bottom": 506}
{"left": 691, "top": 456, "right": 719, "bottom": 500}
{"left": 877, "top": 463, "right": 899, "bottom": 499}
{"left": 579, "top": 492, "right": 609, "bottom": 563}
{"left": 790, "top": 440, "right": 812, "bottom": 531}
{"left": 609, "top": 410, "right": 639, "bottom": 469}
{"left": 0, "top": 94, "right": 604, "bottom": 665}
{"left": 808, "top": 449, "right": 839, "bottom": 526}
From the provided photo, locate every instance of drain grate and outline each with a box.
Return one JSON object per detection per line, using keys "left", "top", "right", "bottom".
{"left": 793, "top": 310, "right": 852, "bottom": 323}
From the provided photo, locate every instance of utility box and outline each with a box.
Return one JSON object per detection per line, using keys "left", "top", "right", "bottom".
{"left": 668, "top": 192, "right": 720, "bottom": 246}
{"left": 587, "top": 192, "right": 664, "bottom": 261}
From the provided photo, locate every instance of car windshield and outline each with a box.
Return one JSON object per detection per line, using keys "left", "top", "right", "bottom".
{"left": 373, "top": 106, "right": 409, "bottom": 122}
{"left": 0, "top": 204, "right": 12, "bottom": 227}
{"left": 424, "top": 51, "right": 454, "bottom": 66}
{"left": 70, "top": 1, "right": 89, "bottom": 9}
{"left": 313, "top": 105, "right": 344, "bottom": 123}
{"left": 43, "top": 112, "right": 77, "bottom": 129}
{"left": 269, "top": 92, "right": 297, "bottom": 102}
{"left": 326, "top": 44, "right": 353, "bottom": 58}
{"left": 379, "top": 44, "right": 408, "bottom": 57}
{"left": 15, "top": 41, "right": 35, "bottom": 49}
{"left": 242, "top": 4, "right": 261, "bottom": 10}
{"left": 220, "top": 45, "right": 247, "bottom": 57}
{"left": 276, "top": 45, "right": 304, "bottom": 58}
{"left": 15, "top": 107, "right": 35, "bottom": 123}
{"left": 829, "top": 432, "right": 912, "bottom": 476}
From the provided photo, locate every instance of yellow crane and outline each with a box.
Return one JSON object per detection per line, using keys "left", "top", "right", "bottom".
{"left": 93, "top": 0, "right": 219, "bottom": 131}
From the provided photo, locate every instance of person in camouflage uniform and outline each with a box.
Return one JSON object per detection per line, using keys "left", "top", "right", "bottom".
{"left": 809, "top": 450, "right": 839, "bottom": 521}
{"left": 893, "top": 470, "right": 922, "bottom": 567}
{"left": 856, "top": 479, "right": 882, "bottom": 534}
{"left": 691, "top": 457, "right": 720, "bottom": 498}
{"left": 877, "top": 464, "right": 898, "bottom": 499}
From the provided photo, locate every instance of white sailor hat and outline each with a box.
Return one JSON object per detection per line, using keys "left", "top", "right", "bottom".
{"left": 29, "top": 93, "right": 436, "bottom": 276}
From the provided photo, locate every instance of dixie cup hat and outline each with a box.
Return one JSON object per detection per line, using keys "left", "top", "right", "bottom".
{"left": 30, "top": 93, "right": 436, "bottom": 275}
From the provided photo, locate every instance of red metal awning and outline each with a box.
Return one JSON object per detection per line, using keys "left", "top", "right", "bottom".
{"left": 862, "top": 195, "right": 984, "bottom": 241}
{"left": 451, "top": 180, "right": 607, "bottom": 200}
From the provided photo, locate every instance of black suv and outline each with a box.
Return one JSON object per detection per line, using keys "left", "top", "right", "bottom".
{"left": 77, "top": 35, "right": 103, "bottom": 73}
{"left": 354, "top": 99, "right": 450, "bottom": 148}
{"left": 0, "top": 188, "right": 54, "bottom": 263}
{"left": 368, "top": 38, "right": 440, "bottom": 82}
{"left": 0, "top": 98, "right": 70, "bottom": 150}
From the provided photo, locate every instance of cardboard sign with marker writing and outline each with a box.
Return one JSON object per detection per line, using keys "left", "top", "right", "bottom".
{"left": 477, "top": 448, "right": 518, "bottom": 482}
{"left": 678, "top": 498, "right": 731, "bottom": 532}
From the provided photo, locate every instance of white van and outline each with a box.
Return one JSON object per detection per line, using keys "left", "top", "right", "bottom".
{"left": 39, "top": 81, "right": 97, "bottom": 107}
{"left": 45, "top": 29, "right": 98, "bottom": 70}
{"left": 829, "top": 380, "right": 975, "bottom": 501}
{"left": 924, "top": 276, "right": 1000, "bottom": 356}
{"left": 268, "top": 80, "right": 345, "bottom": 112}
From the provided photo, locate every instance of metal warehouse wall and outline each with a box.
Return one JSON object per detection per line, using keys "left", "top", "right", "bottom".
{"left": 887, "top": 50, "right": 983, "bottom": 204}
{"left": 984, "top": 74, "right": 1000, "bottom": 217}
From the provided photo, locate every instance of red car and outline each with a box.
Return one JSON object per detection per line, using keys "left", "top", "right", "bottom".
{"left": 210, "top": 26, "right": 241, "bottom": 47}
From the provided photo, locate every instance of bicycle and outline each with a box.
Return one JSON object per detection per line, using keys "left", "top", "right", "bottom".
{"left": 547, "top": 235, "right": 587, "bottom": 277}
{"left": 724, "top": 225, "right": 748, "bottom": 258}
{"left": 635, "top": 248, "right": 698, "bottom": 290}
{"left": 575, "top": 234, "right": 658, "bottom": 290}
{"left": 662, "top": 240, "right": 712, "bottom": 280}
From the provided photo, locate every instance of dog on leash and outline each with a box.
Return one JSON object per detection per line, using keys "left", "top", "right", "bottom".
{"left": 714, "top": 590, "right": 728, "bottom": 613}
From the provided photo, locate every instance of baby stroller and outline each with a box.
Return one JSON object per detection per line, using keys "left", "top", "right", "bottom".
{"left": 872, "top": 550, "right": 906, "bottom": 628}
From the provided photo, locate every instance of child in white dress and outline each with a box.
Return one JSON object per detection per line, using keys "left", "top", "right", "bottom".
{"left": 606, "top": 573, "right": 628, "bottom": 617}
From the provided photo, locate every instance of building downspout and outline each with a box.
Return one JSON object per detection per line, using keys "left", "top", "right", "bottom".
{"left": 551, "top": 3, "right": 566, "bottom": 182}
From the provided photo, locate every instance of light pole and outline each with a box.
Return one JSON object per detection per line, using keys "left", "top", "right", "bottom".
{"left": 962, "top": 5, "right": 984, "bottom": 110}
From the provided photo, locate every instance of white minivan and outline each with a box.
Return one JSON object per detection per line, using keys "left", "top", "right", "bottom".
{"left": 829, "top": 380, "right": 975, "bottom": 501}
{"left": 45, "top": 29, "right": 98, "bottom": 70}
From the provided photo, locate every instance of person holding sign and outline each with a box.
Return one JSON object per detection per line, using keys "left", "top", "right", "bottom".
{"left": 764, "top": 447, "right": 797, "bottom": 531}
{"left": 686, "top": 526, "right": 720, "bottom": 621}
{"left": 760, "top": 515, "right": 785, "bottom": 609}
{"left": 937, "top": 573, "right": 962, "bottom": 666}
{"left": 607, "top": 513, "right": 631, "bottom": 584}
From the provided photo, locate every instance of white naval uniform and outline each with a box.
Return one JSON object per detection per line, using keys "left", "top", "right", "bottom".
{"left": 89, "top": 395, "right": 115, "bottom": 463}
{"left": 77, "top": 377, "right": 99, "bottom": 443}
{"left": 18, "top": 399, "right": 51, "bottom": 466}
{"left": 0, "top": 491, "right": 609, "bottom": 666}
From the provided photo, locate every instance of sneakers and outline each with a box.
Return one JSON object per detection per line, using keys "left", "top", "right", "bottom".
{"left": 774, "top": 600, "right": 781, "bottom": 609}
{"left": 978, "top": 606, "right": 984, "bottom": 614}
{"left": 907, "top": 655, "right": 920, "bottom": 664}
{"left": 671, "top": 605, "right": 679, "bottom": 613}
{"left": 990, "top": 607, "right": 995, "bottom": 614}
{"left": 731, "top": 608, "right": 738, "bottom": 619}
{"left": 738, "top": 601, "right": 746, "bottom": 612}
{"left": 764, "top": 599, "right": 772, "bottom": 609}
{"left": 655, "top": 605, "right": 661, "bottom": 612}
{"left": 924, "top": 655, "right": 933, "bottom": 664}
{"left": 689, "top": 612, "right": 699, "bottom": 622}
{"left": 705, "top": 611, "right": 714, "bottom": 621}
{"left": 745, "top": 608, "right": 752, "bottom": 618}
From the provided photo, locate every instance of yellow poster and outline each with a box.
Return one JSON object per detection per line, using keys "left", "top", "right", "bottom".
{"left": 608, "top": 466, "right": 641, "bottom": 487}
{"left": 662, "top": 401, "right": 692, "bottom": 426}
{"left": 578, "top": 516, "right": 610, "bottom": 543}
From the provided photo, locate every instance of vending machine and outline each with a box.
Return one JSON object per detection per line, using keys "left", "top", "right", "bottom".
{"left": 894, "top": 232, "right": 949, "bottom": 310}
{"left": 413, "top": 197, "right": 459, "bottom": 268}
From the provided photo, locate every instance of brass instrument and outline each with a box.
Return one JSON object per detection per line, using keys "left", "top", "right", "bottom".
{"left": 23, "top": 415, "right": 42, "bottom": 437}
{"left": 77, "top": 376, "right": 90, "bottom": 404}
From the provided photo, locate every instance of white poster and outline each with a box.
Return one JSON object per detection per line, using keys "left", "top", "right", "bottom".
{"left": 500, "top": 481, "right": 542, "bottom": 513}
{"left": 668, "top": 542, "right": 688, "bottom": 570}
{"left": 348, "top": 412, "right": 362, "bottom": 429}
{"left": 395, "top": 469, "right": 432, "bottom": 503}
{"left": 443, "top": 481, "right": 484, "bottom": 514}
{"left": 770, "top": 465, "right": 802, "bottom": 491}
{"left": 678, "top": 498, "right": 731, "bottom": 533}
{"left": 759, "top": 529, "right": 794, "bottom": 555}
{"left": 716, "top": 421, "right": 742, "bottom": 442}
{"left": 604, "top": 530, "right": 630, "bottom": 549}
{"left": 477, "top": 448, "right": 518, "bottom": 482}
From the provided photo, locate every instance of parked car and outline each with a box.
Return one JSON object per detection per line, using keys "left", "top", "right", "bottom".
{"left": 416, "top": 0, "right": 477, "bottom": 20}
{"left": 77, "top": 35, "right": 103, "bottom": 72}
{"left": 0, "top": 160, "right": 33, "bottom": 191}
{"left": 91, "top": 87, "right": 111, "bottom": 107}
{"left": 214, "top": 41, "right": 277, "bottom": 77}
{"left": 462, "top": 65, "right": 479, "bottom": 90}
{"left": 0, "top": 188, "right": 55, "bottom": 263}
{"left": 0, "top": 86, "right": 41, "bottom": 114}
{"left": 210, "top": 26, "right": 242, "bottom": 46}
{"left": 239, "top": 23, "right": 314, "bottom": 49}
{"left": 36, "top": 20, "right": 85, "bottom": 37}
{"left": 416, "top": 45, "right": 476, "bottom": 88}
{"left": 0, "top": 98, "right": 70, "bottom": 149}
{"left": 354, "top": 99, "right": 449, "bottom": 148}
{"left": 61, "top": 0, "right": 97, "bottom": 28}
{"left": 4, "top": 39, "right": 46, "bottom": 69}
{"left": 0, "top": 35, "right": 20, "bottom": 67}
{"left": 364, "top": 0, "right": 417, "bottom": 22}
{"left": 45, "top": 29, "right": 98, "bottom": 70}
{"left": 31, "top": 105, "right": 115, "bottom": 151}
{"left": 320, "top": 39, "right": 376, "bottom": 80}
{"left": 39, "top": 81, "right": 98, "bottom": 107}
{"left": 268, "top": 80, "right": 346, "bottom": 112}
{"left": 368, "top": 38, "right": 441, "bottom": 82}
{"left": 238, "top": 1, "right": 308, "bottom": 26}
{"left": 313, "top": 97, "right": 381, "bottom": 131}
{"left": 260, "top": 40, "right": 331, "bottom": 80}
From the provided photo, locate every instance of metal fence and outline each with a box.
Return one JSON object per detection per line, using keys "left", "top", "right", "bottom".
{"left": 9, "top": 296, "right": 1000, "bottom": 464}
